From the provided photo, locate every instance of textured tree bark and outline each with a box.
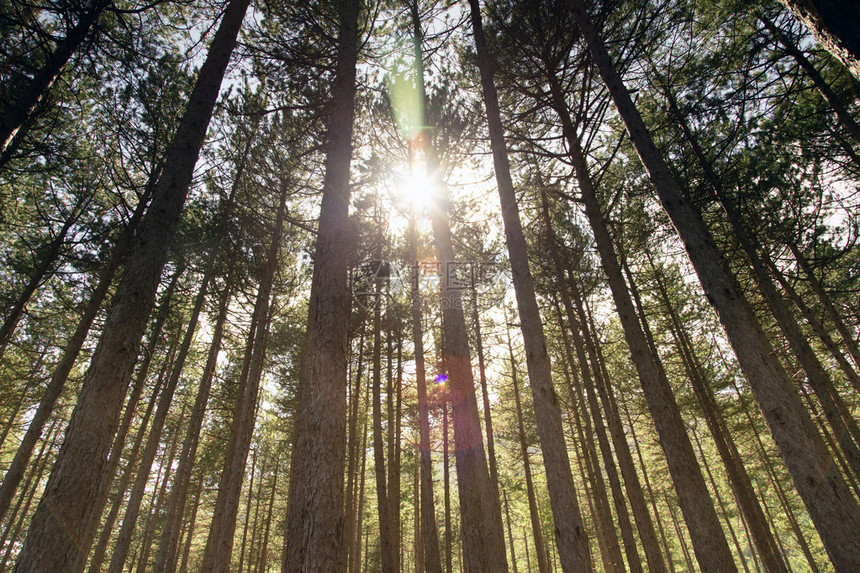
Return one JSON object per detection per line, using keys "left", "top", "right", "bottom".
{"left": 467, "top": 1, "right": 591, "bottom": 570}
{"left": 776, "top": 0, "right": 860, "bottom": 80}
{"left": 568, "top": 0, "right": 860, "bottom": 567}
{"left": 505, "top": 325, "right": 550, "bottom": 573}
{"left": 280, "top": 0, "right": 359, "bottom": 568}
{"left": 11, "top": 1, "right": 249, "bottom": 568}
{"left": 87, "top": 325, "right": 179, "bottom": 573}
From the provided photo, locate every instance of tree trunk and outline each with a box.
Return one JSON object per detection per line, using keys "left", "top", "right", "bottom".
{"left": 87, "top": 326, "right": 180, "bottom": 573}
{"left": 505, "top": 324, "right": 550, "bottom": 573}
{"left": 647, "top": 256, "right": 788, "bottom": 573}
{"left": 281, "top": 0, "right": 359, "bottom": 567}
{"left": 567, "top": 1, "right": 860, "bottom": 567}
{"left": 202, "top": 183, "right": 287, "bottom": 573}
{"left": 152, "top": 267, "right": 233, "bottom": 573}
{"left": 467, "top": 2, "right": 590, "bottom": 570}
{"left": 12, "top": 1, "right": 249, "bottom": 568}
{"left": 776, "top": 0, "right": 860, "bottom": 80}
{"left": 372, "top": 272, "right": 397, "bottom": 573}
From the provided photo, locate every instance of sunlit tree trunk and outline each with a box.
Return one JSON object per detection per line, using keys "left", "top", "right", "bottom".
{"left": 467, "top": 2, "right": 590, "bottom": 569}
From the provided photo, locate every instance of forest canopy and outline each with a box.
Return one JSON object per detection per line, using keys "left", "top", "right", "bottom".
{"left": 1, "top": 0, "right": 859, "bottom": 571}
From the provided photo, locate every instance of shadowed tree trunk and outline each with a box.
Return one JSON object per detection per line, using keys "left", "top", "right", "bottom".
{"left": 281, "top": 0, "right": 360, "bottom": 567}
{"left": 568, "top": 0, "right": 860, "bottom": 567}
{"left": 775, "top": 0, "right": 860, "bottom": 79}
{"left": 11, "top": 1, "right": 250, "bottom": 568}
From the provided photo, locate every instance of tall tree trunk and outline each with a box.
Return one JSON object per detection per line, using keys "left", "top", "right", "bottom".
{"left": 152, "top": 138, "right": 250, "bottom": 572}
{"left": 567, "top": 1, "right": 860, "bottom": 567}
{"left": 87, "top": 325, "right": 180, "bottom": 573}
{"left": 467, "top": 2, "right": 590, "bottom": 570}
{"left": 544, "top": 59, "right": 735, "bottom": 571}
{"left": 0, "top": 0, "right": 110, "bottom": 156}
{"left": 256, "top": 460, "right": 279, "bottom": 573}
{"left": 775, "top": 0, "right": 860, "bottom": 80}
{"left": 202, "top": 183, "right": 287, "bottom": 573}
{"left": 502, "top": 490, "right": 519, "bottom": 573}
{"left": 372, "top": 272, "right": 397, "bottom": 573}
{"left": 345, "top": 328, "right": 367, "bottom": 573}
{"left": 12, "top": 1, "right": 249, "bottom": 568}
{"left": 281, "top": 0, "right": 359, "bottom": 567}
{"left": 239, "top": 450, "right": 260, "bottom": 573}
{"left": 408, "top": 213, "right": 443, "bottom": 573}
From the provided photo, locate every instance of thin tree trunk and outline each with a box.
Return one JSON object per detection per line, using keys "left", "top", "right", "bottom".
{"left": 281, "top": 0, "right": 360, "bottom": 567}
{"left": 407, "top": 211, "right": 443, "bottom": 573}
{"left": 467, "top": 3, "right": 590, "bottom": 570}
{"left": 502, "top": 490, "right": 519, "bottom": 573}
{"left": 788, "top": 241, "right": 860, "bottom": 372}
{"left": 256, "top": 460, "right": 279, "bottom": 573}
{"left": 12, "top": 2, "right": 249, "bottom": 568}
{"left": 202, "top": 184, "right": 287, "bottom": 573}
{"left": 0, "top": 418, "right": 60, "bottom": 569}
{"left": 345, "top": 328, "right": 367, "bottom": 573}
{"left": 87, "top": 329, "right": 179, "bottom": 573}
{"left": 443, "top": 397, "right": 453, "bottom": 573}
{"left": 568, "top": 1, "right": 860, "bottom": 567}
{"left": 505, "top": 323, "right": 550, "bottom": 573}
{"left": 647, "top": 256, "right": 788, "bottom": 573}
{"left": 372, "top": 270, "right": 397, "bottom": 573}
{"left": 152, "top": 267, "right": 234, "bottom": 573}
{"left": 0, "top": 202, "right": 85, "bottom": 360}
{"left": 238, "top": 450, "right": 260, "bottom": 573}
{"left": 178, "top": 471, "right": 205, "bottom": 573}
